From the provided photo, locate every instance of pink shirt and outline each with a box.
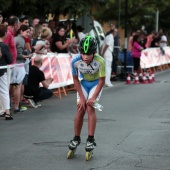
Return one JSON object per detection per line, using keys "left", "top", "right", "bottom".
{"left": 131, "top": 42, "right": 142, "bottom": 58}
{"left": 3, "top": 27, "right": 17, "bottom": 64}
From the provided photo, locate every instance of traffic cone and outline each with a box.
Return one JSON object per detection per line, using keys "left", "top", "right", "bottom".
{"left": 151, "top": 71, "right": 155, "bottom": 82}
{"left": 142, "top": 73, "right": 147, "bottom": 84}
{"left": 148, "top": 73, "right": 153, "bottom": 84}
{"left": 134, "top": 73, "right": 140, "bottom": 84}
{"left": 139, "top": 70, "right": 143, "bottom": 79}
{"left": 134, "top": 70, "right": 137, "bottom": 77}
{"left": 126, "top": 74, "right": 131, "bottom": 84}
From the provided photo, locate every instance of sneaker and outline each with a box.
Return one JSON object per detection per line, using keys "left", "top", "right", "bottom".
{"left": 105, "top": 83, "right": 113, "bottom": 87}
{"left": 85, "top": 140, "right": 96, "bottom": 152}
{"left": 20, "top": 106, "right": 27, "bottom": 111}
{"left": 68, "top": 138, "right": 81, "bottom": 150}
{"left": 27, "top": 99, "right": 38, "bottom": 108}
{"left": 23, "top": 95, "right": 34, "bottom": 99}
{"left": 14, "top": 108, "right": 24, "bottom": 113}
{"left": 35, "top": 102, "right": 41, "bottom": 107}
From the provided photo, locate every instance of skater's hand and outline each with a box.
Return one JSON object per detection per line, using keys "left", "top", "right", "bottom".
{"left": 86, "top": 98, "right": 96, "bottom": 107}
{"left": 77, "top": 98, "right": 86, "bottom": 111}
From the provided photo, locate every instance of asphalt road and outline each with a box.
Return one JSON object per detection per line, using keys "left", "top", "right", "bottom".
{"left": 1, "top": 70, "right": 170, "bottom": 170}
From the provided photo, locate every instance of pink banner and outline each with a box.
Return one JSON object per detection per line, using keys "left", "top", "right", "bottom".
{"left": 140, "top": 47, "right": 170, "bottom": 69}
{"left": 33, "top": 53, "right": 74, "bottom": 89}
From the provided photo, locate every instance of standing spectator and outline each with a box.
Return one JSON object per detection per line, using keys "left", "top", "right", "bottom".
{"left": 24, "top": 56, "right": 53, "bottom": 108}
{"left": 159, "top": 29, "right": 168, "bottom": 47}
{"left": 3, "top": 16, "right": 24, "bottom": 113}
{"left": 32, "top": 24, "right": 42, "bottom": 47}
{"left": 131, "top": 35, "right": 144, "bottom": 73}
{"left": 3, "top": 16, "right": 20, "bottom": 64}
{"left": 19, "top": 15, "right": 29, "bottom": 26}
{"left": 128, "top": 32, "right": 136, "bottom": 52}
{"left": 14, "top": 25, "right": 32, "bottom": 112}
{"left": 145, "top": 31, "right": 155, "bottom": 48}
{"left": 76, "top": 25, "right": 86, "bottom": 41}
{"left": 48, "top": 20, "right": 56, "bottom": 35}
{"left": 105, "top": 23, "right": 116, "bottom": 36}
{"left": 140, "top": 30, "right": 147, "bottom": 49}
{"left": 150, "top": 32, "right": 161, "bottom": 48}
{"left": 32, "top": 18, "right": 40, "bottom": 27}
{"left": 101, "top": 29, "right": 116, "bottom": 87}
{"left": 0, "top": 24, "right": 13, "bottom": 120}
{"left": 34, "top": 27, "right": 52, "bottom": 54}
{"left": 51, "top": 25, "right": 71, "bottom": 53}
{"left": 19, "top": 15, "right": 32, "bottom": 53}
{"left": 112, "top": 28, "right": 120, "bottom": 75}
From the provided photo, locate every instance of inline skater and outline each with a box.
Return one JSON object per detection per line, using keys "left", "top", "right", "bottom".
{"left": 67, "top": 36, "right": 105, "bottom": 160}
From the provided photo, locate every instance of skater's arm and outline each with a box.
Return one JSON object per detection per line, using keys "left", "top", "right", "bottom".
{"left": 73, "top": 75, "right": 86, "bottom": 111}
{"left": 87, "top": 77, "right": 105, "bottom": 106}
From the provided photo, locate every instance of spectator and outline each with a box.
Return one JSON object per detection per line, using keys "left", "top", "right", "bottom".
{"left": 159, "top": 29, "right": 168, "bottom": 47}
{"left": 19, "top": 15, "right": 32, "bottom": 53}
{"left": 14, "top": 25, "right": 32, "bottom": 112}
{"left": 150, "top": 32, "right": 161, "bottom": 48}
{"left": 76, "top": 25, "right": 86, "bottom": 41}
{"left": 140, "top": 30, "right": 147, "bottom": 49}
{"left": 0, "top": 24, "right": 13, "bottom": 120}
{"left": 112, "top": 28, "right": 120, "bottom": 75}
{"left": 51, "top": 25, "right": 71, "bottom": 53}
{"left": 24, "top": 56, "right": 53, "bottom": 108}
{"left": 105, "top": 23, "right": 116, "bottom": 36}
{"left": 32, "top": 18, "right": 40, "bottom": 27}
{"left": 101, "top": 29, "right": 117, "bottom": 87}
{"left": 32, "top": 24, "right": 42, "bottom": 47}
{"left": 3, "top": 16, "right": 20, "bottom": 64}
{"left": 34, "top": 27, "right": 52, "bottom": 54}
{"left": 145, "top": 31, "right": 155, "bottom": 48}
{"left": 131, "top": 35, "right": 144, "bottom": 74}
{"left": 48, "top": 20, "right": 56, "bottom": 35}
{"left": 19, "top": 15, "right": 29, "bottom": 26}
{"left": 128, "top": 31, "right": 136, "bottom": 52}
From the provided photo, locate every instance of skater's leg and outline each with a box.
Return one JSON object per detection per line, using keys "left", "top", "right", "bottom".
{"left": 74, "top": 109, "right": 86, "bottom": 136}
{"left": 86, "top": 105, "right": 96, "bottom": 136}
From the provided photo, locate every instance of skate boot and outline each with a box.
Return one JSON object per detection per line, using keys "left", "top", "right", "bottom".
{"left": 67, "top": 137, "right": 81, "bottom": 159}
{"left": 85, "top": 139, "right": 96, "bottom": 161}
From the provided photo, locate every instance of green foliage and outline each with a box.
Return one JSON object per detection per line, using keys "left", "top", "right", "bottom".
{"left": 0, "top": 0, "right": 170, "bottom": 32}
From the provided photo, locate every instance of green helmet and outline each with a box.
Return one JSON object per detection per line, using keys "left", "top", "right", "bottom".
{"left": 79, "top": 36, "right": 97, "bottom": 54}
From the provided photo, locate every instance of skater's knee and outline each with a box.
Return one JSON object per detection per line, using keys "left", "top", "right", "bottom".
{"left": 77, "top": 110, "right": 86, "bottom": 117}
{"left": 86, "top": 105, "right": 95, "bottom": 113}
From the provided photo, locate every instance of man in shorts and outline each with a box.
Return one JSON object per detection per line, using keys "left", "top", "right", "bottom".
{"left": 68, "top": 36, "right": 105, "bottom": 153}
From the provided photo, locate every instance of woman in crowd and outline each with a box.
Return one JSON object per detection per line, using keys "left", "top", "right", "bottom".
{"left": 0, "top": 24, "right": 13, "bottom": 120}
{"left": 13, "top": 25, "right": 32, "bottom": 112}
{"left": 131, "top": 34, "right": 144, "bottom": 74}
{"left": 32, "top": 24, "right": 42, "bottom": 47}
{"left": 34, "top": 27, "right": 52, "bottom": 54}
{"left": 51, "top": 25, "right": 71, "bottom": 53}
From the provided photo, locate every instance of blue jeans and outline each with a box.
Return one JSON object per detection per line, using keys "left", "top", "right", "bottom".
{"left": 34, "top": 87, "right": 53, "bottom": 103}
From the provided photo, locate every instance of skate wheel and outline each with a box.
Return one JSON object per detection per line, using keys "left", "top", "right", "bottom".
{"left": 85, "top": 151, "right": 93, "bottom": 161}
{"left": 67, "top": 150, "right": 75, "bottom": 159}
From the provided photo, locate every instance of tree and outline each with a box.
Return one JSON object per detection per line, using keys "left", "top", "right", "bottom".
{"left": 94, "top": 0, "right": 170, "bottom": 33}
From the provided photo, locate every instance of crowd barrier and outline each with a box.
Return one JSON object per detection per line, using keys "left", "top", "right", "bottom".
{"left": 140, "top": 47, "right": 170, "bottom": 69}
{"left": 33, "top": 53, "right": 74, "bottom": 90}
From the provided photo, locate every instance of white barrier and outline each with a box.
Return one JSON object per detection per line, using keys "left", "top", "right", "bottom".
{"left": 140, "top": 47, "right": 170, "bottom": 69}
{"left": 33, "top": 53, "right": 74, "bottom": 90}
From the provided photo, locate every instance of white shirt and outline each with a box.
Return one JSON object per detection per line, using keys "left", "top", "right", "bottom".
{"left": 78, "top": 32, "right": 86, "bottom": 41}
{"left": 102, "top": 34, "right": 114, "bottom": 61}
{"left": 160, "top": 35, "right": 167, "bottom": 47}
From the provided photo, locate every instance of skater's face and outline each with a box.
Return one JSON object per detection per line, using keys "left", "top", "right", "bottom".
{"left": 81, "top": 53, "right": 93, "bottom": 64}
